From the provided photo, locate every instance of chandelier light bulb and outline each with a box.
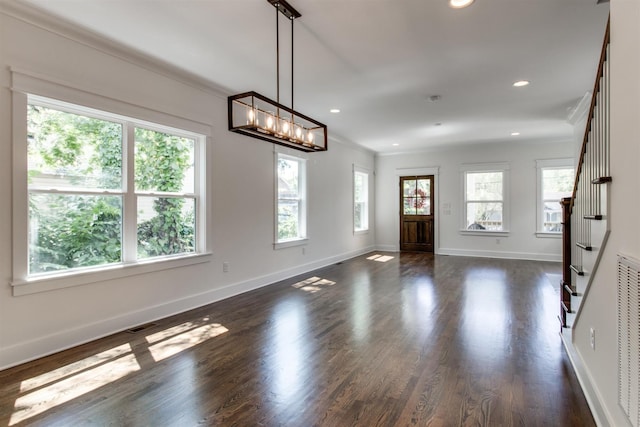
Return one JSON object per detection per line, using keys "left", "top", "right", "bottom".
{"left": 307, "top": 131, "right": 314, "bottom": 144}
{"left": 247, "top": 107, "right": 256, "bottom": 125}
{"left": 282, "top": 120, "right": 290, "bottom": 134}
{"left": 266, "top": 115, "right": 274, "bottom": 131}
{"left": 295, "top": 126, "right": 303, "bottom": 139}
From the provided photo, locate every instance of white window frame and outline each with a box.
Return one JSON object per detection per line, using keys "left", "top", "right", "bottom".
{"left": 11, "top": 71, "right": 211, "bottom": 296}
{"left": 536, "top": 158, "right": 574, "bottom": 238}
{"left": 460, "top": 162, "right": 510, "bottom": 236}
{"left": 353, "top": 165, "right": 369, "bottom": 234}
{"left": 274, "top": 147, "right": 308, "bottom": 249}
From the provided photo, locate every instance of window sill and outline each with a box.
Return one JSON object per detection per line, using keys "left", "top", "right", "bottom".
{"left": 11, "top": 252, "right": 212, "bottom": 297}
{"left": 459, "top": 230, "right": 510, "bottom": 237}
{"left": 354, "top": 229, "right": 369, "bottom": 236}
{"left": 274, "top": 238, "right": 308, "bottom": 250}
{"left": 536, "top": 232, "right": 562, "bottom": 239}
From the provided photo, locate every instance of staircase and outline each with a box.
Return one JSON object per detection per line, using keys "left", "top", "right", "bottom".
{"left": 560, "top": 20, "right": 611, "bottom": 332}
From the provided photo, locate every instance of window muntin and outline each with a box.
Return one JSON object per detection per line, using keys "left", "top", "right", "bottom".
{"left": 25, "top": 97, "right": 204, "bottom": 278}
{"left": 537, "top": 160, "right": 574, "bottom": 234}
{"left": 277, "top": 153, "right": 306, "bottom": 243}
{"left": 463, "top": 169, "right": 507, "bottom": 232}
{"left": 354, "top": 169, "right": 369, "bottom": 232}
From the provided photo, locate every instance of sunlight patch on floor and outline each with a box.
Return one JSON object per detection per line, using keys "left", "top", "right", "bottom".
{"left": 291, "top": 276, "right": 336, "bottom": 293}
{"left": 11, "top": 346, "right": 140, "bottom": 426}
{"left": 367, "top": 254, "right": 394, "bottom": 262}
{"left": 11, "top": 318, "right": 228, "bottom": 425}
{"left": 147, "top": 323, "right": 229, "bottom": 362}
{"left": 18, "top": 343, "right": 133, "bottom": 393}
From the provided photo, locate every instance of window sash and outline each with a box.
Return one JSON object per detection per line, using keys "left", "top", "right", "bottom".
{"left": 23, "top": 95, "right": 205, "bottom": 279}
{"left": 354, "top": 169, "right": 369, "bottom": 232}
{"left": 536, "top": 160, "right": 573, "bottom": 235}
{"left": 276, "top": 153, "right": 307, "bottom": 243}
{"left": 461, "top": 166, "right": 508, "bottom": 233}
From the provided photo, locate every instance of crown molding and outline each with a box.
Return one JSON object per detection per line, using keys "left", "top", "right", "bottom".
{"left": 0, "top": 0, "right": 232, "bottom": 99}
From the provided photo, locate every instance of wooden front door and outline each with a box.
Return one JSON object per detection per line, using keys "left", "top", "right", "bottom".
{"left": 400, "top": 175, "right": 434, "bottom": 252}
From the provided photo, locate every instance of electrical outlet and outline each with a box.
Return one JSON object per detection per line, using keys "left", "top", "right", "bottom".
{"left": 302, "top": 247, "right": 306, "bottom": 255}
{"left": 590, "top": 328, "right": 595, "bottom": 350}
{"left": 223, "top": 261, "right": 229, "bottom": 273}
{"left": 496, "top": 238, "right": 501, "bottom": 245}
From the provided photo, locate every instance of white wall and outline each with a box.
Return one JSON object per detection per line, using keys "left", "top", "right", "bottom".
{"left": 375, "top": 141, "right": 573, "bottom": 261}
{"left": 571, "top": 2, "right": 640, "bottom": 426}
{"left": 0, "top": 7, "right": 375, "bottom": 369}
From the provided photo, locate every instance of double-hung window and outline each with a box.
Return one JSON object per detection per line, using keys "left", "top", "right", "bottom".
{"left": 462, "top": 163, "right": 509, "bottom": 233}
{"left": 353, "top": 166, "right": 369, "bottom": 233}
{"left": 276, "top": 151, "right": 307, "bottom": 246}
{"left": 536, "top": 159, "right": 574, "bottom": 236}
{"left": 14, "top": 94, "right": 207, "bottom": 293}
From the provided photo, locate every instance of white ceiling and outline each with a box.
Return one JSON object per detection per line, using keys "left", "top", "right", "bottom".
{"left": 15, "top": 0, "right": 609, "bottom": 153}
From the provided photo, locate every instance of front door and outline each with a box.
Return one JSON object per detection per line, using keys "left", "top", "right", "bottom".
{"left": 400, "top": 175, "right": 434, "bottom": 252}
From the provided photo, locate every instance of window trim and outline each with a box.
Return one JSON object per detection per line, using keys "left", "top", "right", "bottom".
{"left": 11, "top": 80, "right": 212, "bottom": 296}
{"left": 535, "top": 158, "right": 574, "bottom": 238}
{"left": 353, "top": 165, "right": 369, "bottom": 234}
{"left": 274, "top": 147, "right": 308, "bottom": 249}
{"left": 459, "top": 162, "right": 510, "bottom": 235}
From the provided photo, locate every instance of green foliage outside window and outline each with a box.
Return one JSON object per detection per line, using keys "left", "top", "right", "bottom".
{"left": 134, "top": 128, "right": 195, "bottom": 258}
{"left": 27, "top": 104, "right": 195, "bottom": 274}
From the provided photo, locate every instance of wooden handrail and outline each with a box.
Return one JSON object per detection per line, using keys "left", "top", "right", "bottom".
{"left": 569, "top": 18, "right": 610, "bottom": 213}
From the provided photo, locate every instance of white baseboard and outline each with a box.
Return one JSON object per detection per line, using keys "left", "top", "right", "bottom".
{"left": 560, "top": 330, "right": 611, "bottom": 426}
{"left": 375, "top": 244, "right": 399, "bottom": 252}
{"left": 0, "top": 245, "right": 376, "bottom": 371}
{"left": 438, "top": 247, "right": 561, "bottom": 262}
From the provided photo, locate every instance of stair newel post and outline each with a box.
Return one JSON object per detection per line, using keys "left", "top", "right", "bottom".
{"left": 560, "top": 196, "right": 572, "bottom": 329}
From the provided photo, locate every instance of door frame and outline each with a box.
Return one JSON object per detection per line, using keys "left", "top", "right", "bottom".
{"left": 394, "top": 167, "right": 440, "bottom": 253}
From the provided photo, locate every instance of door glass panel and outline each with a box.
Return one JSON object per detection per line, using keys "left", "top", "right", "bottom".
{"left": 403, "top": 197, "right": 416, "bottom": 215}
{"left": 417, "top": 179, "right": 430, "bottom": 194}
{"left": 403, "top": 179, "right": 416, "bottom": 196}
{"left": 403, "top": 178, "right": 432, "bottom": 216}
{"left": 416, "top": 197, "right": 430, "bottom": 215}
{"left": 417, "top": 178, "right": 431, "bottom": 215}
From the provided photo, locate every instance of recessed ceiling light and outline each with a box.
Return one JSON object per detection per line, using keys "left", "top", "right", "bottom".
{"left": 449, "top": 0, "right": 474, "bottom": 8}
{"left": 330, "top": 108, "right": 340, "bottom": 113}
{"left": 392, "top": 143, "right": 400, "bottom": 146}
{"left": 511, "top": 132, "right": 520, "bottom": 136}
{"left": 513, "top": 80, "right": 530, "bottom": 87}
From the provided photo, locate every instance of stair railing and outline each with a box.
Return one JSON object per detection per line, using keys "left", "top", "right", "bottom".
{"left": 560, "top": 19, "right": 610, "bottom": 329}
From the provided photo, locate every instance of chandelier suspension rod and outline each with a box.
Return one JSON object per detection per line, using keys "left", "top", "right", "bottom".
{"left": 276, "top": 5, "right": 280, "bottom": 106}
{"left": 291, "top": 15, "right": 294, "bottom": 111}
{"left": 275, "top": 2, "right": 296, "bottom": 111}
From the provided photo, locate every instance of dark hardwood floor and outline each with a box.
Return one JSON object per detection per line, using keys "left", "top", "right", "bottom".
{"left": 0, "top": 253, "right": 595, "bottom": 426}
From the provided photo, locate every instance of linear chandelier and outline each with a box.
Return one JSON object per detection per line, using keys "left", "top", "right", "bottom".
{"left": 228, "top": 0, "right": 328, "bottom": 152}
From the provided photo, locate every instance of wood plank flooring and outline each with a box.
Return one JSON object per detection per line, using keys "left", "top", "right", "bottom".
{"left": 0, "top": 253, "right": 595, "bottom": 426}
